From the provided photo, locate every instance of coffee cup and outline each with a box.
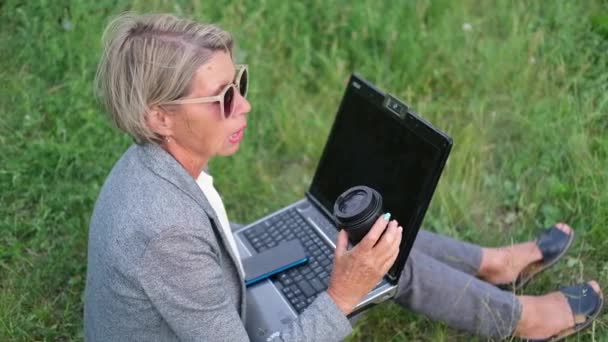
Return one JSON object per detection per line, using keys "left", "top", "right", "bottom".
{"left": 333, "top": 185, "right": 384, "bottom": 245}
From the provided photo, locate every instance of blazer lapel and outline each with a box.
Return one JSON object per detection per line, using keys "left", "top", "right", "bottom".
{"left": 136, "top": 143, "right": 247, "bottom": 318}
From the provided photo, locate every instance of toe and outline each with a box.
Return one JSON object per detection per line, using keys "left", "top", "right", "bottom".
{"left": 555, "top": 222, "right": 573, "bottom": 236}
{"left": 588, "top": 280, "right": 602, "bottom": 297}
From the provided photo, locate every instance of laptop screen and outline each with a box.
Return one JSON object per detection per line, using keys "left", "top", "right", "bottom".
{"left": 308, "top": 75, "right": 451, "bottom": 280}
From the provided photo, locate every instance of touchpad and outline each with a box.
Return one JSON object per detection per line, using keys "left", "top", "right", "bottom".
{"left": 245, "top": 281, "right": 298, "bottom": 342}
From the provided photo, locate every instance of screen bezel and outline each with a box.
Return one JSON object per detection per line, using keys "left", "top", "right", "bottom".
{"left": 307, "top": 74, "right": 453, "bottom": 282}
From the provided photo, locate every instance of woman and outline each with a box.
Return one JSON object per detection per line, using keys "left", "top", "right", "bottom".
{"left": 85, "top": 13, "right": 603, "bottom": 341}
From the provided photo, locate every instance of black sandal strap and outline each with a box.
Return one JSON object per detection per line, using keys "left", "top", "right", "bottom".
{"left": 561, "top": 283, "right": 601, "bottom": 322}
{"left": 536, "top": 226, "right": 571, "bottom": 263}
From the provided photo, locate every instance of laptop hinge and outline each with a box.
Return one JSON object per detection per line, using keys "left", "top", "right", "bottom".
{"left": 304, "top": 192, "right": 338, "bottom": 226}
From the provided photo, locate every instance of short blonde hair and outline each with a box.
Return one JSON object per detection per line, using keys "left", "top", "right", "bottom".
{"left": 95, "top": 13, "right": 233, "bottom": 143}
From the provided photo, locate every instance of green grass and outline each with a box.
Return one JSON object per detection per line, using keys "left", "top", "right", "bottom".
{"left": 1, "top": 0, "right": 607, "bottom": 340}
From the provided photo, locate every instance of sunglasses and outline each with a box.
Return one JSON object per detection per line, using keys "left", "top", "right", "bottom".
{"left": 164, "top": 64, "right": 248, "bottom": 119}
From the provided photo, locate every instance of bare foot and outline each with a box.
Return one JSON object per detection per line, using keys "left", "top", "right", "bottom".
{"left": 478, "top": 223, "right": 573, "bottom": 285}
{"left": 514, "top": 281, "right": 601, "bottom": 339}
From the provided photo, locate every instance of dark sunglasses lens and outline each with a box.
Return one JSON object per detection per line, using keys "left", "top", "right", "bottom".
{"left": 239, "top": 69, "right": 248, "bottom": 97}
{"left": 224, "top": 86, "right": 235, "bottom": 118}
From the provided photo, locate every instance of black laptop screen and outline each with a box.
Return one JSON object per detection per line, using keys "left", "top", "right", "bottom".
{"left": 309, "top": 79, "right": 443, "bottom": 245}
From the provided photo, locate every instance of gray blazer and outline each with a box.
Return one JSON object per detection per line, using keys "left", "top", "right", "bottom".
{"left": 84, "top": 143, "right": 352, "bottom": 341}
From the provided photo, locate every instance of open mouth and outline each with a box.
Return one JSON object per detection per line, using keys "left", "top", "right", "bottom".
{"left": 228, "top": 126, "right": 246, "bottom": 144}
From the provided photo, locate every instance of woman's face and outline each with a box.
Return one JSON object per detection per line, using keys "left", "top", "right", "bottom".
{"left": 169, "top": 51, "right": 251, "bottom": 164}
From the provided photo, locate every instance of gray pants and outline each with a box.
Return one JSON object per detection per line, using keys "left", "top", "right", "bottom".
{"left": 392, "top": 230, "right": 522, "bottom": 339}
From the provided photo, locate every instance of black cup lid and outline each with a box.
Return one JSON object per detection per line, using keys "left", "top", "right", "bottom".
{"left": 333, "top": 186, "right": 379, "bottom": 225}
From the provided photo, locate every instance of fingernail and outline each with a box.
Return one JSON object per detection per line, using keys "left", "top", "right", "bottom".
{"left": 383, "top": 213, "right": 391, "bottom": 220}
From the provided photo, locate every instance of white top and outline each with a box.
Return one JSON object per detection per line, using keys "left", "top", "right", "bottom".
{"left": 196, "top": 171, "right": 243, "bottom": 273}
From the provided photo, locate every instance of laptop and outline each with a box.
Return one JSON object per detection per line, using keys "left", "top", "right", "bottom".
{"left": 233, "top": 74, "right": 453, "bottom": 341}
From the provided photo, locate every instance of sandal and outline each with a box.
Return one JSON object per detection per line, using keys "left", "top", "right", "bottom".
{"left": 501, "top": 225, "right": 574, "bottom": 291}
{"left": 525, "top": 282, "right": 604, "bottom": 341}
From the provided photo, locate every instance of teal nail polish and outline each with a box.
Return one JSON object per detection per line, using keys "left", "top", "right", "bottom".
{"left": 383, "top": 212, "right": 391, "bottom": 220}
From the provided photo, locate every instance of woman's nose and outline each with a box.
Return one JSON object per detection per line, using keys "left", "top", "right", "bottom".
{"left": 233, "top": 91, "right": 251, "bottom": 117}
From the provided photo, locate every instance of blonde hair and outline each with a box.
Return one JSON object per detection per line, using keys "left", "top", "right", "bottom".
{"left": 95, "top": 13, "right": 233, "bottom": 143}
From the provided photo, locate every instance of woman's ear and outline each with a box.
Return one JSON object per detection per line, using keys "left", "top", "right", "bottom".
{"left": 145, "top": 106, "right": 175, "bottom": 138}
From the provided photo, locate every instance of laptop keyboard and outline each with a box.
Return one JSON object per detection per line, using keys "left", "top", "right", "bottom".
{"left": 242, "top": 207, "right": 334, "bottom": 313}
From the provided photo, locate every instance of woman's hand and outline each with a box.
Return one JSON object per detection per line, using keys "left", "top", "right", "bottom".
{"left": 326, "top": 214, "right": 402, "bottom": 315}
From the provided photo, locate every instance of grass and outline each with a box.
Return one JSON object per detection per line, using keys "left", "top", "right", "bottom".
{"left": 1, "top": 0, "right": 607, "bottom": 340}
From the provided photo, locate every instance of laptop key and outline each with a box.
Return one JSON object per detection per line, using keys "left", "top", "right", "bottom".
{"left": 304, "top": 272, "right": 316, "bottom": 281}
{"left": 310, "top": 278, "right": 325, "bottom": 292}
{"left": 320, "top": 259, "right": 331, "bottom": 267}
{"left": 251, "top": 225, "right": 266, "bottom": 235}
{"left": 297, "top": 280, "right": 315, "bottom": 297}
